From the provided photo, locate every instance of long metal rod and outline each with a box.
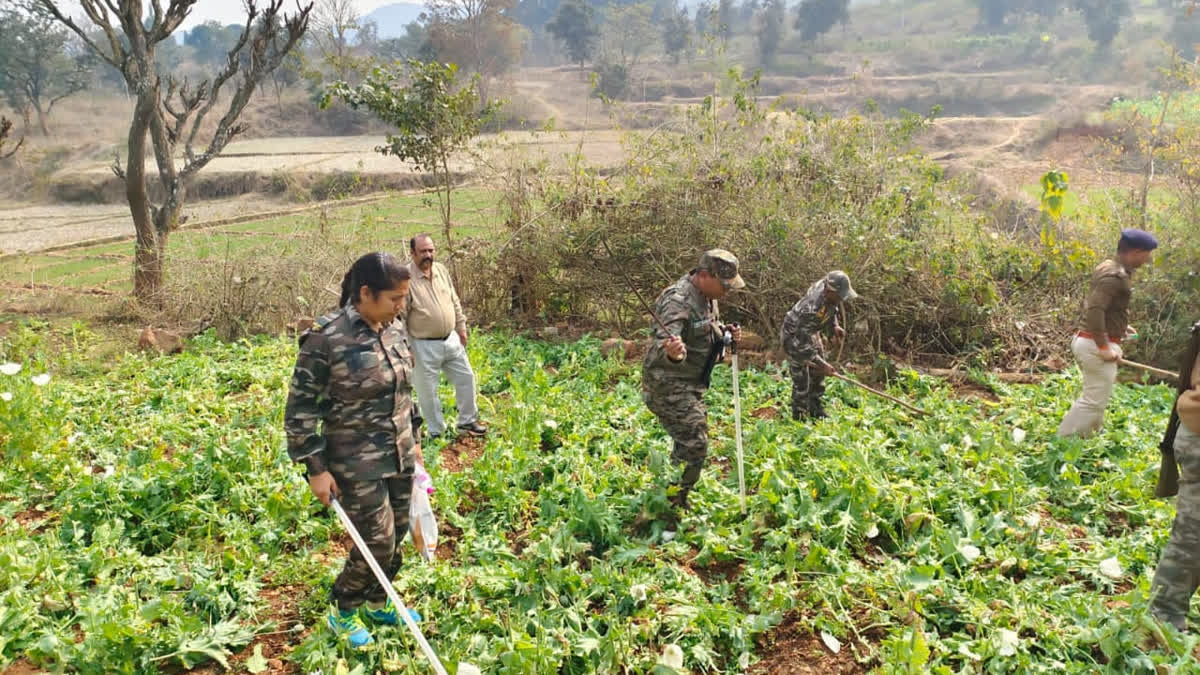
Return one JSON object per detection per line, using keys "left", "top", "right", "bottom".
{"left": 731, "top": 350, "right": 746, "bottom": 513}
{"left": 331, "top": 497, "right": 449, "bottom": 675}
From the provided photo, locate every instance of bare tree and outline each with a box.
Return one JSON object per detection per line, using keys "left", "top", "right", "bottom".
{"left": 424, "top": 0, "right": 525, "bottom": 102}
{"left": 311, "top": 0, "right": 364, "bottom": 81}
{"left": 36, "top": 0, "right": 312, "bottom": 304}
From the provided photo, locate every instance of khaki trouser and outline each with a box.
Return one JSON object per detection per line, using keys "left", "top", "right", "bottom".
{"left": 1056, "top": 336, "right": 1121, "bottom": 438}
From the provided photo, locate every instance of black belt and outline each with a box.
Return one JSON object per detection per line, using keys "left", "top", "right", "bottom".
{"left": 416, "top": 335, "right": 450, "bottom": 341}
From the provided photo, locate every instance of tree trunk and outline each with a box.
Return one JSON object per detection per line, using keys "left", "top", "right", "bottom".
{"left": 128, "top": 92, "right": 162, "bottom": 305}
{"left": 35, "top": 105, "right": 49, "bottom": 136}
{"left": 440, "top": 154, "right": 455, "bottom": 273}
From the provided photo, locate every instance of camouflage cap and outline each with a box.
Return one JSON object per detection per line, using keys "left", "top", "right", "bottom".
{"left": 824, "top": 270, "right": 858, "bottom": 301}
{"left": 700, "top": 249, "right": 746, "bottom": 290}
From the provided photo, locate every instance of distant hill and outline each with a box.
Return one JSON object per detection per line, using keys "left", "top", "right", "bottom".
{"left": 363, "top": 3, "right": 425, "bottom": 38}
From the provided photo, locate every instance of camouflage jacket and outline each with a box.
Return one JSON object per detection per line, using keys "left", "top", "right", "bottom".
{"left": 285, "top": 305, "right": 417, "bottom": 481}
{"left": 781, "top": 279, "right": 840, "bottom": 363}
{"left": 642, "top": 274, "right": 721, "bottom": 387}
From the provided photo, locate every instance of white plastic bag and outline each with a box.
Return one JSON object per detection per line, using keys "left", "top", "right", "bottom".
{"left": 410, "top": 464, "right": 438, "bottom": 561}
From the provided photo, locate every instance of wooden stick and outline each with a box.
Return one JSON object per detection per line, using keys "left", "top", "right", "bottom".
{"left": 599, "top": 237, "right": 671, "bottom": 335}
{"left": 1120, "top": 358, "right": 1178, "bottom": 379}
{"left": 827, "top": 371, "right": 930, "bottom": 416}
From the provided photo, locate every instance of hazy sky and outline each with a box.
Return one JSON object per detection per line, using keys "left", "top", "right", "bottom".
{"left": 55, "top": 1, "right": 418, "bottom": 29}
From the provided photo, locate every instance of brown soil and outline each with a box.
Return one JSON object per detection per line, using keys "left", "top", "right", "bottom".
{"left": 685, "top": 556, "right": 745, "bottom": 587}
{"left": 9, "top": 507, "right": 48, "bottom": 532}
{"left": 190, "top": 580, "right": 307, "bottom": 675}
{"left": 436, "top": 436, "right": 485, "bottom": 475}
{"left": 751, "top": 406, "right": 781, "bottom": 420}
{"left": 2, "top": 659, "right": 46, "bottom": 674}
{"left": 751, "top": 615, "right": 872, "bottom": 674}
{"left": 437, "top": 521, "right": 462, "bottom": 562}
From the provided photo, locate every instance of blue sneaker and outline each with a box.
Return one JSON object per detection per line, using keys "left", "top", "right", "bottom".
{"left": 328, "top": 608, "right": 373, "bottom": 648}
{"left": 361, "top": 599, "right": 422, "bottom": 626}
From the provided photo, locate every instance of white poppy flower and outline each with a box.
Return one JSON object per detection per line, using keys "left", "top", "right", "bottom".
{"left": 660, "top": 644, "right": 684, "bottom": 669}
{"left": 0, "top": 363, "right": 20, "bottom": 376}
{"left": 820, "top": 631, "right": 842, "bottom": 654}
{"left": 630, "top": 584, "right": 647, "bottom": 603}
{"left": 0, "top": 392, "right": 11, "bottom": 402}
{"left": 1012, "top": 428, "right": 1026, "bottom": 444}
{"left": 543, "top": 419, "right": 558, "bottom": 429}
{"left": 997, "top": 629, "right": 1019, "bottom": 656}
{"left": 959, "top": 544, "right": 982, "bottom": 562}
{"left": 31, "top": 374, "right": 50, "bottom": 386}
{"left": 1099, "top": 557, "right": 1123, "bottom": 579}
{"left": 865, "top": 524, "right": 880, "bottom": 539}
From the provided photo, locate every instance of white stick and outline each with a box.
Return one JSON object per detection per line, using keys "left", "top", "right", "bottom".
{"left": 331, "top": 497, "right": 449, "bottom": 675}
{"left": 732, "top": 351, "right": 746, "bottom": 513}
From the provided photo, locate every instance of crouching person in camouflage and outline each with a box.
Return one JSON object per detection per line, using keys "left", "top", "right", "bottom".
{"left": 1150, "top": 321, "right": 1200, "bottom": 631}
{"left": 642, "top": 250, "right": 745, "bottom": 538}
{"left": 781, "top": 271, "right": 858, "bottom": 420}
{"left": 285, "top": 252, "right": 425, "bottom": 649}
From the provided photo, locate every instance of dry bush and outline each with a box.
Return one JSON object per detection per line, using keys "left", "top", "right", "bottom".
{"left": 154, "top": 218, "right": 381, "bottom": 341}
{"left": 456, "top": 72, "right": 1130, "bottom": 369}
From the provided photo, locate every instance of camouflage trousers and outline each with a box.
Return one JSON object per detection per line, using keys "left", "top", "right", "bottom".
{"left": 787, "top": 350, "right": 827, "bottom": 420}
{"left": 643, "top": 375, "right": 709, "bottom": 509}
{"left": 331, "top": 469, "right": 413, "bottom": 611}
{"left": 1151, "top": 425, "right": 1200, "bottom": 630}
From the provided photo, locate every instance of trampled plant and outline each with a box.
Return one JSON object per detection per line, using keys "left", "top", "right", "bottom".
{"left": 0, "top": 322, "right": 1191, "bottom": 672}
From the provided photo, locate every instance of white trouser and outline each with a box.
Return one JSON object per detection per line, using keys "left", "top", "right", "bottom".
{"left": 410, "top": 331, "right": 479, "bottom": 436}
{"left": 1056, "top": 335, "right": 1122, "bottom": 438}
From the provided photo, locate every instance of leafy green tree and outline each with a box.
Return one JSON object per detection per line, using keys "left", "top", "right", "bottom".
{"left": 1168, "top": 12, "right": 1200, "bottom": 57}
{"left": 794, "top": 0, "right": 849, "bottom": 42}
{"left": 662, "top": 1, "right": 692, "bottom": 63}
{"left": 756, "top": 0, "right": 785, "bottom": 67}
{"left": 973, "top": 0, "right": 1008, "bottom": 29}
{"left": 600, "top": 2, "right": 656, "bottom": 68}
{"left": 716, "top": 0, "right": 733, "bottom": 39}
{"left": 694, "top": 0, "right": 714, "bottom": 36}
{"left": 1075, "top": 0, "right": 1131, "bottom": 46}
{"left": 377, "top": 22, "right": 434, "bottom": 61}
{"left": 546, "top": 0, "right": 599, "bottom": 69}
{"left": 323, "top": 60, "right": 500, "bottom": 266}
{"left": 184, "top": 21, "right": 244, "bottom": 65}
{"left": 0, "top": 0, "right": 91, "bottom": 136}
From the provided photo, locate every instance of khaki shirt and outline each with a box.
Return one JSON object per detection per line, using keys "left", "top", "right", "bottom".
{"left": 1080, "top": 259, "right": 1132, "bottom": 340}
{"left": 406, "top": 260, "right": 466, "bottom": 339}
{"left": 1178, "top": 352, "right": 1200, "bottom": 434}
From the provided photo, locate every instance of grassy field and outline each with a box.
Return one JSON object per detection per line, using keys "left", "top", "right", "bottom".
{"left": 0, "top": 321, "right": 1192, "bottom": 672}
{"left": 0, "top": 189, "right": 501, "bottom": 295}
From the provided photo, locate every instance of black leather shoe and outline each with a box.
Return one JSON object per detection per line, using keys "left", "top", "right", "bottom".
{"left": 457, "top": 421, "right": 488, "bottom": 437}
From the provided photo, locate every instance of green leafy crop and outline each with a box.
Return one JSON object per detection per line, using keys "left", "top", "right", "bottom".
{"left": 0, "top": 323, "right": 1190, "bottom": 672}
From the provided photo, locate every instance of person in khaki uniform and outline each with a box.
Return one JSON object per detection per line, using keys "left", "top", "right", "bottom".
{"left": 405, "top": 233, "right": 487, "bottom": 439}
{"left": 1151, "top": 321, "right": 1200, "bottom": 631}
{"left": 1056, "top": 229, "right": 1158, "bottom": 438}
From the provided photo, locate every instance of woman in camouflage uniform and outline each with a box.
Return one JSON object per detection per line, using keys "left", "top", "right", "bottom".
{"left": 285, "top": 252, "right": 424, "bottom": 649}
